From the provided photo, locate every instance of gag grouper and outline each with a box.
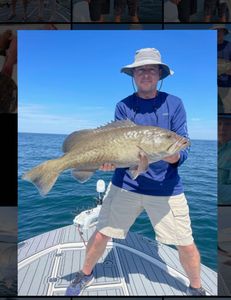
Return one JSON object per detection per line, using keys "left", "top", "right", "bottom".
{"left": 22, "top": 120, "right": 190, "bottom": 196}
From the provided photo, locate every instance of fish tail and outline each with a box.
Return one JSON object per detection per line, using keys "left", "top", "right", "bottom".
{"left": 22, "top": 159, "right": 61, "bottom": 197}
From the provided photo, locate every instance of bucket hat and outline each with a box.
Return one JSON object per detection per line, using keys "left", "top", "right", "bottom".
{"left": 121, "top": 48, "right": 174, "bottom": 80}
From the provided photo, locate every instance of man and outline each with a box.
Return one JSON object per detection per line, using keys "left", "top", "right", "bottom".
{"left": 65, "top": 48, "right": 206, "bottom": 296}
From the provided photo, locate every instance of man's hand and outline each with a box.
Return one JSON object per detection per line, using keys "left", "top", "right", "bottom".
{"left": 162, "top": 153, "right": 180, "bottom": 164}
{"left": 99, "top": 163, "right": 116, "bottom": 171}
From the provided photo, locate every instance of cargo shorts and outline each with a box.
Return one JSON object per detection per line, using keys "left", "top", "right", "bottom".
{"left": 96, "top": 183, "right": 194, "bottom": 246}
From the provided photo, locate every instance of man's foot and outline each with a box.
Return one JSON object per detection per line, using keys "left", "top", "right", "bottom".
{"left": 186, "top": 285, "right": 207, "bottom": 296}
{"left": 65, "top": 270, "right": 94, "bottom": 296}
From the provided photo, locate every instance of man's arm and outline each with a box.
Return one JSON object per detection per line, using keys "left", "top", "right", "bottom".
{"left": 164, "top": 100, "right": 190, "bottom": 166}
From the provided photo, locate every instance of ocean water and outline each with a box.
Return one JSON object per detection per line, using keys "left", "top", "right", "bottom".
{"left": 18, "top": 132, "right": 217, "bottom": 271}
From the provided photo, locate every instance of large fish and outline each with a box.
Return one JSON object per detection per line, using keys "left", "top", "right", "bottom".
{"left": 22, "top": 120, "right": 190, "bottom": 196}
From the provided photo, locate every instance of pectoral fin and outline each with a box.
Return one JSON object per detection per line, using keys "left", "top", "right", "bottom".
{"left": 128, "top": 150, "right": 149, "bottom": 180}
{"left": 71, "top": 169, "right": 95, "bottom": 183}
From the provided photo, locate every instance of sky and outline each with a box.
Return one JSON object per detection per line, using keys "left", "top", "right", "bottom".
{"left": 18, "top": 29, "right": 217, "bottom": 140}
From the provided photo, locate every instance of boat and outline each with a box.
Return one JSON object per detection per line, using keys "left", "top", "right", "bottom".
{"left": 18, "top": 180, "right": 217, "bottom": 296}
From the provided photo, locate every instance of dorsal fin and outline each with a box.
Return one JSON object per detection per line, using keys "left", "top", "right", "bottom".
{"left": 94, "top": 119, "right": 137, "bottom": 132}
{"left": 62, "top": 120, "right": 137, "bottom": 153}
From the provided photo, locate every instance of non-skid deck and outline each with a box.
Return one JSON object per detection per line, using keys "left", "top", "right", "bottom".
{"left": 18, "top": 225, "right": 217, "bottom": 296}
{"left": 0, "top": 0, "right": 70, "bottom": 22}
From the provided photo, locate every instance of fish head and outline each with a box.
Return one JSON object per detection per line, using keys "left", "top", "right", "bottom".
{"left": 144, "top": 128, "right": 190, "bottom": 159}
{"left": 163, "top": 132, "right": 190, "bottom": 155}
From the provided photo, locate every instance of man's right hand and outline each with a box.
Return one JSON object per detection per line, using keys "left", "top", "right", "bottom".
{"left": 99, "top": 163, "right": 116, "bottom": 171}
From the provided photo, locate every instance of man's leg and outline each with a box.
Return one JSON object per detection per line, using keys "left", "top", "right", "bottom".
{"left": 82, "top": 230, "right": 111, "bottom": 275}
{"left": 65, "top": 230, "right": 110, "bottom": 296}
{"left": 127, "top": 0, "right": 139, "bottom": 22}
{"left": 144, "top": 193, "right": 206, "bottom": 295}
{"left": 177, "top": 243, "right": 201, "bottom": 288}
{"left": 114, "top": 0, "right": 124, "bottom": 22}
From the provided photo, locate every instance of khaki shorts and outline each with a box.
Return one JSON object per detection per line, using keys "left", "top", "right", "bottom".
{"left": 96, "top": 183, "right": 194, "bottom": 246}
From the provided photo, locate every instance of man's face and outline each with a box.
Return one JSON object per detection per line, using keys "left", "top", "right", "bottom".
{"left": 133, "top": 64, "right": 161, "bottom": 94}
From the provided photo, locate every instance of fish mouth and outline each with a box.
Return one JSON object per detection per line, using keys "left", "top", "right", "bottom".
{"left": 175, "top": 136, "right": 190, "bottom": 151}
{"left": 168, "top": 136, "right": 190, "bottom": 153}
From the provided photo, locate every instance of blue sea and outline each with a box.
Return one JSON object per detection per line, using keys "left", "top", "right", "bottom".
{"left": 18, "top": 132, "right": 217, "bottom": 271}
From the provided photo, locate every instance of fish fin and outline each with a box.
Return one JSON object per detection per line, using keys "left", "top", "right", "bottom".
{"left": 94, "top": 119, "right": 137, "bottom": 132}
{"left": 22, "top": 159, "right": 60, "bottom": 197}
{"left": 128, "top": 150, "right": 149, "bottom": 180}
{"left": 63, "top": 120, "right": 137, "bottom": 153}
{"left": 62, "top": 129, "right": 92, "bottom": 152}
{"left": 72, "top": 169, "right": 95, "bottom": 183}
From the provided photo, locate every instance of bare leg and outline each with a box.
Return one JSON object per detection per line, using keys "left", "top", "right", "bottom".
{"left": 177, "top": 243, "right": 201, "bottom": 288}
{"left": 82, "top": 231, "right": 110, "bottom": 275}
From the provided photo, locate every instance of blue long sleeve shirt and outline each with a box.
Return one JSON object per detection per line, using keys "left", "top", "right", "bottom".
{"left": 218, "top": 40, "right": 231, "bottom": 88}
{"left": 111, "top": 92, "right": 190, "bottom": 196}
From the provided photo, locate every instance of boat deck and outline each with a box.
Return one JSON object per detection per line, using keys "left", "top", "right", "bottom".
{"left": 18, "top": 224, "right": 217, "bottom": 296}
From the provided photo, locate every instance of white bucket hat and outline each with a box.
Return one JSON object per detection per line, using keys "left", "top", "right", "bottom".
{"left": 121, "top": 48, "right": 174, "bottom": 80}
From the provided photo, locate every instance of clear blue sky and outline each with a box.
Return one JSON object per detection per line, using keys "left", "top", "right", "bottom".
{"left": 18, "top": 30, "right": 217, "bottom": 140}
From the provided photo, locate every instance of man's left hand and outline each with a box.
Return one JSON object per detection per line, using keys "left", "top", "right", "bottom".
{"left": 162, "top": 153, "right": 180, "bottom": 164}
